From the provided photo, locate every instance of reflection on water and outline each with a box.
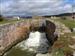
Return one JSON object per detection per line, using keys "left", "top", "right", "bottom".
{"left": 4, "top": 47, "right": 36, "bottom": 56}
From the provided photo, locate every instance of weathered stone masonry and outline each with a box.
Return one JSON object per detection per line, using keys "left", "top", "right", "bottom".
{"left": 0, "top": 20, "right": 31, "bottom": 56}
{"left": 0, "top": 19, "right": 46, "bottom": 56}
{"left": 0, "top": 19, "right": 57, "bottom": 56}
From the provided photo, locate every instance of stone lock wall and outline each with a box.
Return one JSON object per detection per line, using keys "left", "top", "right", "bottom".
{"left": 0, "top": 20, "right": 31, "bottom": 55}
{"left": 0, "top": 19, "right": 56, "bottom": 56}
{"left": 0, "top": 21, "right": 30, "bottom": 38}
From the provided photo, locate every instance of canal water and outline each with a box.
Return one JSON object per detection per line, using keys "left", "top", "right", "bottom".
{"left": 4, "top": 31, "right": 49, "bottom": 56}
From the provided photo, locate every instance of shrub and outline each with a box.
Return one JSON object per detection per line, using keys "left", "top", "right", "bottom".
{"left": 61, "top": 16, "right": 66, "bottom": 20}
{"left": 0, "top": 15, "right": 4, "bottom": 21}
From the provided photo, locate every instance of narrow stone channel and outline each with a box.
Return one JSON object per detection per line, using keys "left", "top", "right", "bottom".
{"left": 4, "top": 28, "right": 49, "bottom": 56}
{"left": 4, "top": 32, "right": 49, "bottom": 56}
{"left": 3, "top": 20, "right": 56, "bottom": 56}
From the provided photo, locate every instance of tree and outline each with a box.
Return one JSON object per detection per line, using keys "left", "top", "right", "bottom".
{"left": 0, "top": 15, "right": 4, "bottom": 21}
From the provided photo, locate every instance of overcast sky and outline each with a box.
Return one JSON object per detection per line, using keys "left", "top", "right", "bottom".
{"left": 0, "top": 0, "right": 75, "bottom": 16}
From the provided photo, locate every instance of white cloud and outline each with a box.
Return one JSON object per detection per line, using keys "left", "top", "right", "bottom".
{"left": 0, "top": 0, "right": 75, "bottom": 16}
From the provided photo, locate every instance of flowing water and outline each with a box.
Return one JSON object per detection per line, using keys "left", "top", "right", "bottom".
{"left": 4, "top": 31, "right": 49, "bottom": 56}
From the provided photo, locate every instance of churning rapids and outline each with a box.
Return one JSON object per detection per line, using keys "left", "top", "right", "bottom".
{"left": 17, "top": 31, "right": 49, "bottom": 53}
{"left": 4, "top": 31, "right": 50, "bottom": 56}
{"left": 4, "top": 20, "right": 56, "bottom": 56}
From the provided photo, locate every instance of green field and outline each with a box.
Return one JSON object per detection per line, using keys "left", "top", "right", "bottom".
{"left": 0, "top": 20, "right": 18, "bottom": 24}
{"left": 0, "top": 19, "right": 28, "bottom": 25}
{"left": 55, "top": 19, "right": 75, "bottom": 28}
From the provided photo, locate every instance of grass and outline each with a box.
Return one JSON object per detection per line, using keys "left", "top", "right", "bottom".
{"left": 0, "top": 20, "right": 20, "bottom": 24}
{"left": 52, "top": 18, "right": 75, "bottom": 56}
{"left": 0, "top": 18, "right": 36, "bottom": 25}
{"left": 55, "top": 18, "right": 75, "bottom": 35}
{"left": 5, "top": 47, "right": 36, "bottom": 56}
{"left": 0, "top": 19, "right": 29, "bottom": 25}
{"left": 0, "top": 20, "right": 15, "bottom": 24}
{"left": 52, "top": 33, "right": 74, "bottom": 56}
{"left": 55, "top": 19, "right": 75, "bottom": 28}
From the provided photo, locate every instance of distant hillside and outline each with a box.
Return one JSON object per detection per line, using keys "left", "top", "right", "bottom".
{"left": 3, "top": 12, "right": 75, "bottom": 18}
{"left": 4, "top": 16, "right": 32, "bottom": 19}
{"left": 43, "top": 12, "right": 75, "bottom": 17}
{"left": 56, "top": 12, "right": 75, "bottom": 16}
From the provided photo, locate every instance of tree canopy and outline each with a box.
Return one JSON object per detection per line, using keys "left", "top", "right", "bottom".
{"left": 0, "top": 15, "right": 4, "bottom": 21}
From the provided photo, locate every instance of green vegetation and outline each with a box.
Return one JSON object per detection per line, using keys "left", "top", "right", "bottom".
{"left": 54, "top": 18, "right": 75, "bottom": 36}
{"left": 51, "top": 18, "right": 75, "bottom": 56}
{"left": 0, "top": 15, "right": 19, "bottom": 24}
{"left": 55, "top": 19, "right": 75, "bottom": 28}
{"left": 52, "top": 33, "right": 74, "bottom": 56}
{"left": 0, "top": 15, "right": 4, "bottom": 21}
{"left": 0, "top": 18, "right": 33, "bottom": 25}
{"left": 5, "top": 47, "right": 36, "bottom": 56}
{"left": 0, "top": 19, "right": 27, "bottom": 24}
{"left": 0, "top": 20, "right": 20, "bottom": 24}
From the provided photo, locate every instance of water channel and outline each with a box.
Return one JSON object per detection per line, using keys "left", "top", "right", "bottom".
{"left": 4, "top": 31, "right": 49, "bottom": 56}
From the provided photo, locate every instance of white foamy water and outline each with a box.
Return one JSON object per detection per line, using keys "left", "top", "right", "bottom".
{"left": 16, "top": 31, "right": 49, "bottom": 53}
